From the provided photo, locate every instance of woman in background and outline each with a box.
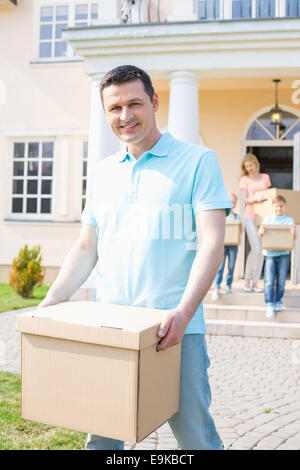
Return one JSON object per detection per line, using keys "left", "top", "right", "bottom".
{"left": 240, "top": 153, "right": 271, "bottom": 292}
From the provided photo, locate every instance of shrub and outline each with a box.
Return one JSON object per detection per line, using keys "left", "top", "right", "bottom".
{"left": 9, "top": 245, "right": 45, "bottom": 298}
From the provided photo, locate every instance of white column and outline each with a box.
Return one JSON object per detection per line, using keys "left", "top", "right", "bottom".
{"left": 0, "top": 79, "right": 6, "bottom": 105}
{"left": 60, "top": 139, "right": 69, "bottom": 217}
{"left": 82, "top": 74, "right": 120, "bottom": 291}
{"left": 169, "top": 0, "right": 197, "bottom": 21}
{"left": 291, "top": 132, "right": 300, "bottom": 284}
{"left": 168, "top": 71, "right": 200, "bottom": 144}
{"left": 87, "top": 74, "right": 120, "bottom": 179}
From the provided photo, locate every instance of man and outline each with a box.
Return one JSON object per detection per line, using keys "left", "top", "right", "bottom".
{"left": 40, "top": 65, "right": 231, "bottom": 450}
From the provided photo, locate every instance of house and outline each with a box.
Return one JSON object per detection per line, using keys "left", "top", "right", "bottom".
{"left": 1, "top": 0, "right": 300, "bottom": 285}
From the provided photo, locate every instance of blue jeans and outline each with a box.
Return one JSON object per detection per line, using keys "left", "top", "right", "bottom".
{"left": 264, "top": 255, "right": 290, "bottom": 304}
{"left": 214, "top": 245, "right": 238, "bottom": 289}
{"left": 85, "top": 334, "right": 222, "bottom": 450}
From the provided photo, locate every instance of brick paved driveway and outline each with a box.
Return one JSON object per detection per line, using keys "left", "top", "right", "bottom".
{"left": 130, "top": 336, "right": 300, "bottom": 450}
{"left": 1, "top": 309, "right": 300, "bottom": 450}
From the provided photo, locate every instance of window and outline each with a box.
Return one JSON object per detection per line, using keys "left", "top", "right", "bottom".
{"left": 82, "top": 141, "right": 88, "bottom": 212}
{"left": 256, "top": 0, "right": 275, "bottom": 18}
{"left": 246, "top": 111, "right": 300, "bottom": 140}
{"left": 197, "top": 0, "right": 220, "bottom": 20}
{"left": 232, "top": 0, "right": 252, "bottom": 18}
{"left": 39, "top": 1, "right": 99, "bottom": 60}
{"left": 11, "top": 141, "right": 54, "bottom": 216}
{"left": 286, "top": 0, "right": 300, "bottom": 16}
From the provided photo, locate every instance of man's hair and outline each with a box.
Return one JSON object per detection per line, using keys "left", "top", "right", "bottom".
{"left": 272, "top": 195, "right": 286, "bottom": 205}
{"left": 100, "top": 65, "right": 155, "bottom": 103}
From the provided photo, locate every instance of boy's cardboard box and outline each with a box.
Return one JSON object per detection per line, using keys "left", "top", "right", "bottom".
{"left": 254, "top": 188, "right": 300, "bottom": 225}
{"left": 16, "top": 301, "right": 181, "bottom": 443}
{"left": 224, "top": 220, "right": 241, "bottom": 246}
{"left": 262, "top": 225, "right": 294, "bottom": 251}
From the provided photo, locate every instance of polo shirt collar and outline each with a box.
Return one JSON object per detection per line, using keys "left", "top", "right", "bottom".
{"left": 117, "top": 131, "right": 174, "bottom": 163}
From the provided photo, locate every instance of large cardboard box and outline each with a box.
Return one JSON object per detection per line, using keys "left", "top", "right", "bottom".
{"left": 254, "top": 188, "right": 300, "bottom": 225}
{"left": 224, "top": 220, "right": 241, "bottom": 246}
{"left": 262, "top": 225, "right": 294, "bottom": 251}
{"left": 16, "top": 301, "right": 181, "bottom": 443}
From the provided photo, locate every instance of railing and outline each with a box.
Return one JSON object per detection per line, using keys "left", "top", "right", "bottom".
{"left": 197, "top": 0, "right": 300, "bottom": 21}
{"left": 120, "top": 0, "right": 300, "bottom": 25}
{"left": 121, "top": 0, "right": 165, "bottom": 24}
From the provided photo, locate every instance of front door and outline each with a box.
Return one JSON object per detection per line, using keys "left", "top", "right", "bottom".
{"left": 245, "top": 145, "right": 293, "bottom": 279}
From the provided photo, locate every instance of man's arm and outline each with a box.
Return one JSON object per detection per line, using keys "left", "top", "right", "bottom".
{"left": 156, "top": 209, "right": 225, "bottom": 351}
{"left": 39, "top": 224, "right": 98, "bottom": 308}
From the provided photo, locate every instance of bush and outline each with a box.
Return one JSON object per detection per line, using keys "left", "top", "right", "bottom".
{"left": 9, "top": 245, "right": 45, "bottom": 298}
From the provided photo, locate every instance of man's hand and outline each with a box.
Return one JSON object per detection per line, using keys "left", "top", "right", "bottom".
{"left": 156, "top": 308, "right": 191, "bottom": 352}
{"left": 37, "top": 296, "right": 60, "bottom": 309}
{"left": 291, "top": 226, "right": 297, "bottom": 239}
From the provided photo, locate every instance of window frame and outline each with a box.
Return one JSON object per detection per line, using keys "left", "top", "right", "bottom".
{"left": 36, "top": 0, "right": 100, "bottom": 62}
{"left": 9, "top": 138, "right": 56, "bottom": 220}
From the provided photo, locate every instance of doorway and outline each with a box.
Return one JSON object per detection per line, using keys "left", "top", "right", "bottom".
{"left": 245, "top": 145, "right": 293, "bottom": 279}
{"left": 247, "top": 146, "right": 293, "bottom": 189}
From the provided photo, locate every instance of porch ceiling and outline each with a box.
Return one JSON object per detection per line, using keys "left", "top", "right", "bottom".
{"left": 153, "top": 76, "right": 300, "bottom": 91}
{"left": 62, "top": 17, "right": 300, "bottom": 79}
{"left": 0, "top": 0, "right": 17, "bottom": 8}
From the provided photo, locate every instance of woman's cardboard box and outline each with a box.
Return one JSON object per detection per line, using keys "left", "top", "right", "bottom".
{"left": 254, "top": 188, "right": 300, "bottom": 225}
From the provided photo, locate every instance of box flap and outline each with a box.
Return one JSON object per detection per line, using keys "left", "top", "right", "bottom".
{"left": 225, "top": 220, "right": 240, "bottom": 226}
{"left": 263, "top": 225, "right": 293, "bottom": 231}
{"left": 16, "top": 301, "right": 167, "bottom": 350}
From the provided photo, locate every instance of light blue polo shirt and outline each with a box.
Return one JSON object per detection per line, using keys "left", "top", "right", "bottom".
{"left": 262, "top": 214, "right": 295, "bottom": 257}
{"left": 81, "top": 132, "right": 231, "bottom": 334}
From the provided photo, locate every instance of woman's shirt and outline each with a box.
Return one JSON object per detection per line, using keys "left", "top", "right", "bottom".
{"left": 239, "top": 173, "right": 271, "bottom": 218}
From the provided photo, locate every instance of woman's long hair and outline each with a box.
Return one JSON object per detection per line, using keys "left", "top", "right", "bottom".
{"left": 241, "top": 153, "right": 260, "bottom": 177}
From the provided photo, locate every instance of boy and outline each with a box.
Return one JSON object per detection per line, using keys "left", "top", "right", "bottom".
{"left": 258, "top": 195, "right": 296, "bottom": 318}
{"left": 212, "top": 193, "right": 242, "bottom": 301}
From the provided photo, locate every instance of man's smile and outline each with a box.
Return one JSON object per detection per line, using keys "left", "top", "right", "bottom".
{"left": 119, "top": 122, "right": 140, "bottom": 131}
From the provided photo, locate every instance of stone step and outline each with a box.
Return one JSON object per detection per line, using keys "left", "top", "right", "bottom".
{"left": 205, "top": 289, "right": 300, "bottom": 308}
{"left": 205, "top": 318, "right": 300, "bottom": 339}
{"left": 204, "top": 303, "right": 300, "bottom": 323}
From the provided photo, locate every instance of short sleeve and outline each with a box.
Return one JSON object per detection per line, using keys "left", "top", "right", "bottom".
{"left": 239, "top": 176, "right": 248, "bottom": 190}
{"left": 264, "top": 173, "right": 271, "bottom": 189}
{"left": 81, "top": 182, "right": 97, "bottom": 226}
{"left": 191, "top": 150, "right": 232, "bottom": 216}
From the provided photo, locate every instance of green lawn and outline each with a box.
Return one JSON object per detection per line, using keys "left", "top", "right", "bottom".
{"left": 0, "top": 371, "right": 86, "bottom": 450}
{"left": 0, "top": 283, "right": 50, "bottom": 313}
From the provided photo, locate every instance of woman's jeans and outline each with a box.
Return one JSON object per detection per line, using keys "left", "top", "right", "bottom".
{"left": 264, "top": 254, "right": 290, "bottom": 304}
{"left": 214, "top": 245, "right": 238, "bottom": 288}
{"left": 85, "top": 334, "right": 222, "bottom": 450}
{"left": 244, "top": 217, "right": 264, "bottom": 284}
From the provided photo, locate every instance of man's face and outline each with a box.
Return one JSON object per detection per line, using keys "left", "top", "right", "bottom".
{"left": 102, "top": 79, "right": 159, "bottom": 145}
{"left": 273, "top": 202, "right": 286, "bottom": 217}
